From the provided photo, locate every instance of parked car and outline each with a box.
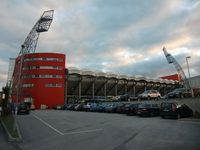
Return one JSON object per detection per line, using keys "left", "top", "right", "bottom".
{"left": 167, "top": 88, "right": 192, "bottom": 99}
{"left": 116, "top": 103, "right": 126, "bottom": 113}
{"left": 160, "top": 102, "right": 193, "bottom": 119}
{"left": 105, "top": 103, "right": 118, "bottom": 113}
{"left": 74, "top": 104, "right": 84, "bottom": 111}
{"left": 83, "top": 103, "right": 91, "bottom": 111}
{"left": 138, "top": 90, "right": 161, "bottom": 100}
{"left": 124, "top": 103, "right": 141, "bottom": 115}
{"left": 96, "top": 103, "right": 107, "bottom": 112}
{"left": 17, "top": 103, "right": 30, "bottom": 115}
{"left": 136, "top": 103, "right": 160, "bottom": 117}
{"left": 117, "top": 94, "right": 129, "bottom": 101}
{"left": 66, "top": 104, "right": 76, "bottom": 110}
{"left": 90, "top": 103, "right": 97, "bottom": 112}
{"left": 53, "top": 105, "right": 66, "bottom": 110}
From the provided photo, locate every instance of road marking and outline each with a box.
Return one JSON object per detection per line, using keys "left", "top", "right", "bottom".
{"left": 63, "top": 128, "right": 104, "bottom": 135}
{"left": 32, "top": 114, "right": 64, "bottom": 135}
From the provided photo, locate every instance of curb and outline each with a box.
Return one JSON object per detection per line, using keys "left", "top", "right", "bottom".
{"left": 178, "top": 118, "right": 200, "bottom": 123}
{"left": 0, "top": 116, "right": 22, "bottom": 142}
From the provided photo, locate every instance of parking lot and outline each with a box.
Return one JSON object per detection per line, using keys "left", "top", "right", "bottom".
{"left": 14, "top": 110, "right": 200, "bottom": 150}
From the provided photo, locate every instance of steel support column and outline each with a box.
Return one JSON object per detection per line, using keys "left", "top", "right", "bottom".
{"left": 92, "top": 81, "right": 95, "bottom": 99}
{"left": 104, "top": 83, "right": 107, "bottom": 98}
{"left": 115, "top": 83, "right": 118, "bottom": 96}
{"left": 125, "top": 82, "right": 128, "bottom": 94}
{"left": 133, "top": 85, "right": 136, "bottom": 97}
{"left": 78, "top": 80, "right": 82, "bottom": 100}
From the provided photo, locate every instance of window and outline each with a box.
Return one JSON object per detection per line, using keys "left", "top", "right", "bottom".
{"left": 45, "top": 84, "right": 63, "bottom": 87}
{"left": 23, "top": 74, "right": 62, "bottom": 79}
{"left": 22, "top": 84, "right": 34, "bottom": 88}
{"left": 23, "top": 66, "right": 63, "bottom": 70}
{"left": 24, "top": 57, "right": 63, "bottom": 62}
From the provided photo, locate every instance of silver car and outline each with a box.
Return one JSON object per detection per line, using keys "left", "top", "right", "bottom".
{"left": 138, "top": 90, "right": 161, "bottom": 100}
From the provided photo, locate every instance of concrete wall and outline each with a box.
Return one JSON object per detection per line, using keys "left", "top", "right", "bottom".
{"left": 189, "top": 75, "right": 200, "bottom": 88}
{"left": 132, "top": 97, "right": 200, "bottom": 114}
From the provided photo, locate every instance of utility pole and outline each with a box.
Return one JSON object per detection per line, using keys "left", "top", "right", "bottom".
{"left": 186, "top": 56, "right": 191, "bottom": 78}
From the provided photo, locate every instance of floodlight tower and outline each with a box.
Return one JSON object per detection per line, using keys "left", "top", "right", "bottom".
{"left": 19, "top": 10, "right": 54, "bottom": 55}
{"left": 162, "top": 47, "right": 191, "bottom": 90}
{"left": 14, "top": 10, "right": 54, "bottom": 104}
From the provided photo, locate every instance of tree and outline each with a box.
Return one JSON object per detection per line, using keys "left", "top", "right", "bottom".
{"left": 2, "top": 84, "right": 10, "bottom": 114}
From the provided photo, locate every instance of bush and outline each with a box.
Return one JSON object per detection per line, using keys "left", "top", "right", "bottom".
{"left": 1, "top": 84, "right": 11, "bottom": 116}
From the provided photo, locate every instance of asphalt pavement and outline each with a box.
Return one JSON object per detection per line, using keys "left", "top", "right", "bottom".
{"left": 5, "top": 110, "right": 200, "bottom": 150}
{"left": 0, "top": 123, "right": 16, "bottom": 150}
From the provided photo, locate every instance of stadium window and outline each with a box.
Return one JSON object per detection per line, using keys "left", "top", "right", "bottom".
{"left": 22, "top": 84, "right": 34, "bottom": 88}
{"left": 45, "top": 84, "right": 62, "bottom": 87}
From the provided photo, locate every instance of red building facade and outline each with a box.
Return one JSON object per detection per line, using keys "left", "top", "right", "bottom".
{"left": 11, "top": 53, "right": 65, "bottom": 109}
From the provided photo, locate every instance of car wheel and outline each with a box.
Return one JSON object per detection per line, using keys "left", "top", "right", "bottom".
{"left": 190, "top": 111, "right": 193, "bottom": 117}
{"left": 147, "top": 96, "right": 151, "bottom": 100}
{"left": 161, "top": 115, "right": 165, "bottom": 119}
{"left": 180, "top": 94, "right": 184, "bottom": 98}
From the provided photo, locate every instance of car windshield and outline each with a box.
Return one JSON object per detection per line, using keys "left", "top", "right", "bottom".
{"left": 161, "top": 103, "right": 175, "bottom": 108}
{"left": 125, "top": 104, "right": 131, "bottom": 107}
{"left": 143, "top": 90, "right": 150, "bottom": 94}
{"left": 18, "top": 103, "right": 27, "bottom": 107}
{"left": 173, "top": 88, "right": 185, "bottom": 92}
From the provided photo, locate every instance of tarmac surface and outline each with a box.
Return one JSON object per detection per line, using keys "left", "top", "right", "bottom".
{"left": 0, "top": 123, "right": 16, "bottom": 150}
{"left": 3, "top": 110, "right": 200, "bottom": 150}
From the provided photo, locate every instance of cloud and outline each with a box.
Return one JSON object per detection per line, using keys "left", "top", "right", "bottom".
{"left": 0, "top": 0, "right": 200, "bottom": 89}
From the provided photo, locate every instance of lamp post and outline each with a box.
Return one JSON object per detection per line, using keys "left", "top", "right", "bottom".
{"left": 186, "top": 56, "right": 191, "bottom": 78}
{"left": 186, "top": 56, "right": 194, "bottom": 97}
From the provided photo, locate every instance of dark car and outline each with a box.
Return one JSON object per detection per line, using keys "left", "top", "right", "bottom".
{"left": 136, "top": 103, "right": 160, "bottom": 117}
{"left": 66, "top": 104, "right": 77, "bottom": 110}
{"left": 96, "top": 103, "right": 107, "bottom": 112}
{"left": 105, "top": 103, "right": 118, "bottom": 113}
{"left": 17, "top": 103, "right": 30, "bottom": 115}
{"left": 167, "top": 88, "right": 192, "bottom": 98}
{"left": 116, "top": 103, "right": 126, "bottom": 113}
{"left": 124, "top": 103, "right": 140, "bottom": 115}
{"left": 160, "top": 102, "right": 193, "bottom": 119}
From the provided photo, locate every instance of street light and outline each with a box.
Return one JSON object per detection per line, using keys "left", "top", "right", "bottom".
{"left": 186, "top": 56, "right": 194, "bottom": 97}
{"left": 186, "top": 56, "right": 191, "bottom": 78}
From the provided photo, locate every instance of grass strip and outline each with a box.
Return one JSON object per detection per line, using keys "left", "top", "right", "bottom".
{"left": 1, "top": 115, "right": 19, "bottom": 138}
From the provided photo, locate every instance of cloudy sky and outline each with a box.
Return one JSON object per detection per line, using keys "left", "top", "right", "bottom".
{"left": 0, "top": 0, "right": 200, "bottom": 89}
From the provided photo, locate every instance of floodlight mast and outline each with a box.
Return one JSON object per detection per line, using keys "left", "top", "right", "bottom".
{"left": 15, "top": 10, "right": 54, "bottom": 105}
{"left": 163, "top": 47, "right": 191, "bottom": 89}
{"left": 19, "top": 10, "right": 54, "bottom": 55}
